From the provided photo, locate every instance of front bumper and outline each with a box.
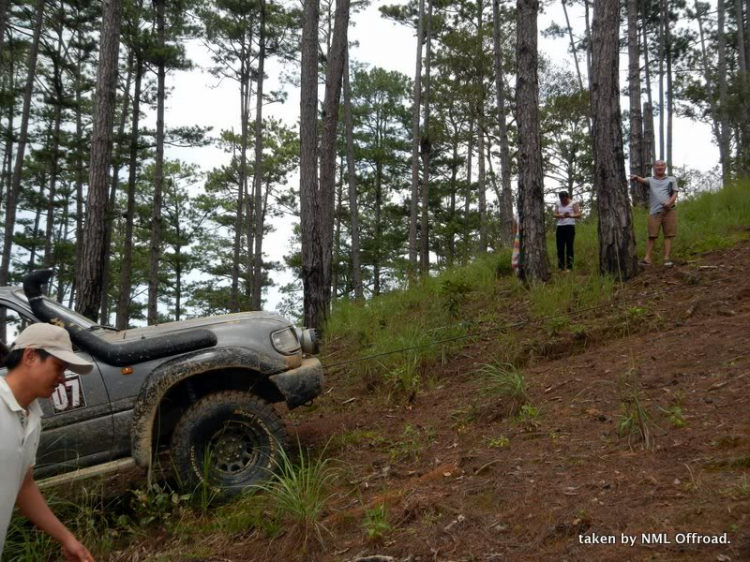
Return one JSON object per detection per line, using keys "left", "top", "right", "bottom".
{"left": 269, "top": 357, "right": 324, "bottom": 409}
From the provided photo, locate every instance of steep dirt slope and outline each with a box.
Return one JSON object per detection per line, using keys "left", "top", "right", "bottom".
{"left": 271, "top": 241, "right": 750, "bottom": 562}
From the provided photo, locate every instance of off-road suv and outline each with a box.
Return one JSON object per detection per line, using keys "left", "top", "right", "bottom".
{"left": 0, "top": 270, "right": 323, "bottom": 495}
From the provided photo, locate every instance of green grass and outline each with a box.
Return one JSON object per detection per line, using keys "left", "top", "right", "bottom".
{"left": 324, "top": 183, "right": 750, "bottom": 397}
{"left": 251, "top": 444, "right": 336, "bottom": 546}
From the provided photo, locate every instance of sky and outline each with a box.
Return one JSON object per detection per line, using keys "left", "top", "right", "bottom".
{"left": 157, "top": 0, "right": 719, "bottom": 316}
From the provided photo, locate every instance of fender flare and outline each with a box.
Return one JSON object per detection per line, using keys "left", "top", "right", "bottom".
{"left": 130, "top": 346, "right": 286, "bottom": 468}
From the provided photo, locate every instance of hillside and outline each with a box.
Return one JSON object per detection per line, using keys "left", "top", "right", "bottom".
{"left": 5, "top": 186, "right": 750, "bottom": 562}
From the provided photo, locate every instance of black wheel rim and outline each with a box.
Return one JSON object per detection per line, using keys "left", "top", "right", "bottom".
{"left": 206, "top": 419, "right": 267, "bottom": 477}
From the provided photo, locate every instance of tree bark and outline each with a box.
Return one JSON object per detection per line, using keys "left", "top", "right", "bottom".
{"left": 0, "top": 0, "right": 41, "bottom": 342}
{"left": 493, "top": 0, "right": 514, "bottom": 246}
{"left": 463, "top": 117, "right": 474, "bottom": 262}
{"left": 76, "top": 0, "right": 123, "bottom": 321}
{"left": 408, "top": 0, "right": 425, "bottom": 272}
{"left": 627, "top": 0, "right": 646, "bottom": 205}
{"left": 251, "top": 0, "right": 267, "bottom": 311}
{"left": 0, "top": 0, "right": 45, "bottom": 303}
{"left": 477, "top": 0, "right": 487, "bottom": 254}
{"left": 641, "top": 2, "right": 655, "bottom": 170}
{"left": 561, "top": 0, "right": 584, "bottom": 91}
{"left": 116, "top": 56, "right": 143, "bottom": 330}
{"left": 419, "top": 0, "right": 433, "bottom": 274}
{"left": 147, "top": 0, "right": 166, "bottom": 325}
{"left": 516, "top": 0, "right": 550, "bottom": 282}
{"left": 477, "top": 117, "right": 487, "bottom": 253}
{"left": 0, "top": 0, "right": 9, "bottom": 60}
{"left": 657, "top": 0, "right": 665, "bottom": 160}
{"left": 299, "top": 0, "right": 319, "bottom": 328}
{"left": 308, "top": 0, "right": 349, "bottom": 331}
{"left": 343, "top": 46, "right": 363, "bottom": 299}
{"left": 735, "top": 0, "right": 750, "bottom": 175}
{"left": 717, "top": 0, "right": 731, "bottom": 182}
{"left": 591, "top": 0, "right": 638, "bottom": 280}
{"left": 100, "top": 49, "right": 134, "bottom": 323}
{"left": 663, "top": 0, "right": 672, "bottom": 173}
{"left": 43, "top": 55, "right": 65, "bottom": 268}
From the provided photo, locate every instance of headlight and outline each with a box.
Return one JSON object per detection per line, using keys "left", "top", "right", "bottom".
{"left": 271, "top": 328, "right": 300, "bottom": 354}
{"left": 298, "top": 328, "right": 318, "bottom": 354}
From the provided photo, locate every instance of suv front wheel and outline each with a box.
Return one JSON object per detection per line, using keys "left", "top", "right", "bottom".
{"left": 170, "top": 390, "right": 287, "bottom": 496}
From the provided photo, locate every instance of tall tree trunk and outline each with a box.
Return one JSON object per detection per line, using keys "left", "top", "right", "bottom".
{"left": 591, "top": 0, "right": 638, "bottom": 280}
{"left": 374, "top": 161, "right": 382, "bottom": 296}
{"left": 643, "top": 102, "right": 655, "bottom": 174}
{"left": 408, "top": 0, "right": 425, "bottom": 271}
{"left": 309, "top": 0, "right": 349, "bottom": 331}
{"left": 343, "top": 46, "right": 363, "bottom": 299}
{"left": 657, "top": 0, "right": 665, "bottom": 160}
{"left": 1, "top": 0, "right": 44, "bottom": 344}
{"left": 299, "top": 0, "right": 319, "bottom": 327}
{"left": 477, "top": 0, "right": 487, "bottom": 254}
{"left": 100, "top": 49, "right": 134, "bottom": 323}
{"left": 516, "top": 0, "right": 550, "bottom": 282}
{"left": 584, "top": 0, "right": 592, "bottom": 82}
{"left": 664, "top": 0, "right": 672, "bottom": 173}
{"left": 736, "top": 0, "right": 750, "bottom": 175}
{"left": 0, "top": 0, "right": 8, "bottom": 60}
{"left": 332, "top": 158, "right": 344, "bottom": 300}
{"left": 72, "top": 53, "right": 84, "bottom": 304}
{"left": 419, "top": 0, "right": 433, "bottom": 274}
{"left": 43, "top": 90, "right": 64, "bottom": 267}
{"left": 55, "top": 187, "right": 71, "bottom": 303}
{"left": 251, "top": 0, "right": 266, "bottom": 311}
{"left": 463, "top": 117, "right": 474, "bottom": 262}
{"left": 477, "top": 117, "right": 487, "bottom": 253}
{"left": 561, "top": 0, "right": 584, "bottom": 91}
{"left": 717, "top": 0, "right": 731, "bottom": 182}
{"left": 493, "top": 0, "right": 514, "bottom": 245}
{"left": 448, "top": 137, "right": 458, "bottom": 265}
{"left": 641, "top": 2, "right": 655, "bottom": 170}
{"left": 116, "top": 56, "right": 143, "bottom": 330}
{"left": 693, "top": 0, "right": 723, "bottom": 178}
{"left": 76, "top": 0, "right": 123, "bottom": 320}
{"left": 28, "top": 182, "right": 46, "bottom": 271}
{"left": 147, "top": 0, "right": 166, "bottom": 325}
{"left": 43, "top": 16, "right": 65, "bottom": 269}
{"left": 627, "top": 0, "right": 646, "bottom": 205}
{"left": 1, "top": 48, "right": 13, "bottom": 209}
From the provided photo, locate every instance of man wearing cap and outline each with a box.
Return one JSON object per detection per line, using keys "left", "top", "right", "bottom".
{"left": 0, "top": 323, "right": 95, "bottom": 561}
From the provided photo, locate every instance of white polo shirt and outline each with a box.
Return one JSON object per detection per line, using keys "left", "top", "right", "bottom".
{"left": 0, "top": 376, "right": 43, "bottom": 556}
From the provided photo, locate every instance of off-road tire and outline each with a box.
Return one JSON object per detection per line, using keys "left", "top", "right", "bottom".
{"left": 170, "top": 391, "right": 287, "bottom": 496}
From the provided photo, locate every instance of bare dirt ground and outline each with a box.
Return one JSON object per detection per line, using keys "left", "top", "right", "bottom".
{"left": 121, "top": 240, "right": 750, "bottom": 562}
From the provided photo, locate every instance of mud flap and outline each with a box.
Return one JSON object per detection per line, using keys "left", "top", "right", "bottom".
{"left": 268, "top": 358, "right": 324, "bottom": 409}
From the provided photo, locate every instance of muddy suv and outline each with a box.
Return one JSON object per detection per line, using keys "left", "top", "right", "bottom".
{"left": 0, "top": 270, "right": 323, "bottom": 495}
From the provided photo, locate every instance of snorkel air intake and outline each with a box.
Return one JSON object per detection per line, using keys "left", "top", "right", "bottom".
{"left": 22, "top": 269, "right": 217, "bottom": 367}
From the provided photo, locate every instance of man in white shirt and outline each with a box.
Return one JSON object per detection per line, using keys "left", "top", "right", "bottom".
{"left": 0, "top": 323, "right": 95, "bottom": 561}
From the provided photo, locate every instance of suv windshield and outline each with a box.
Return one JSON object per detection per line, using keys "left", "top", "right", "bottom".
{"left": 12, "top": 290, "right": 96, "bottom": 330}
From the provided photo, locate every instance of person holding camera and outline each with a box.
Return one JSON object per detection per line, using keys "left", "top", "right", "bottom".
{"left": 630, "top": 160, "right": 679, "bottom": 268}
{"left": 553, "top": 191, "right": 581, "bottom": 271}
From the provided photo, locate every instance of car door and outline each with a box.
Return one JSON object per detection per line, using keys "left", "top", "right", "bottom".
{"left": 0, "top": 302, "right": 114, "bottom": 478}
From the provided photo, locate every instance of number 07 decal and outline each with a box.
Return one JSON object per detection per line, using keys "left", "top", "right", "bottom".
{"left": 51, "top": 374, "right": 86, "bottom": 414}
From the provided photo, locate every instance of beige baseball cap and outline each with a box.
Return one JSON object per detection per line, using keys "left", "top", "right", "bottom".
{"left": 12, "top": 323, "right": 94, "bottom": 375}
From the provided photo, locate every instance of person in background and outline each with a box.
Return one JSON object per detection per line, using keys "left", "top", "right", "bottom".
{"left": 553, "top": 191, "right": 581, "bottom": 271}
{"left": 0, "top": 323, "right": 95, "bottom": 561}
{"left": 630, "top": 160, "right": 679, "bottom": 268}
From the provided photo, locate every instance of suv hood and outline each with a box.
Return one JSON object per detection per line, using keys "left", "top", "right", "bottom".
{"left": 100, "top": 311, "right": 290, "bottom": 342}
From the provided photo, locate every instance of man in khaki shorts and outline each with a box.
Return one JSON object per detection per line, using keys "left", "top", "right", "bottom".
{"left": 630, "top": 160, "right": 679, "bottom": 267}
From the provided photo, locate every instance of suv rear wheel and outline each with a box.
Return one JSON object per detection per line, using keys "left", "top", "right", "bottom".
{"left": 170, "top": 391, "right": 287, "bottom": 496}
